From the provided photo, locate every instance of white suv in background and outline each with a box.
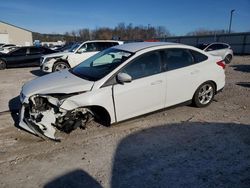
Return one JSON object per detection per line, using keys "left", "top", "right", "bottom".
{"left": 197, "top": 42, "right": 233, "bottom": 64}
{"left": 40, "top": 40, "right": 123, "bottom": 72}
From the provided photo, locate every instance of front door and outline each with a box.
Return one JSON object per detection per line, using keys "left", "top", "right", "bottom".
{"left": 69, "top": 42, "right": 98, "bottom": 67}
{"left": 113, "top": 51, "right": 167, "bottom": 122}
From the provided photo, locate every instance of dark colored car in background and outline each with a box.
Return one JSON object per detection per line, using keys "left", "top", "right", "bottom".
{"left": 0, "top": 46, "right": 57, "bottom": 69}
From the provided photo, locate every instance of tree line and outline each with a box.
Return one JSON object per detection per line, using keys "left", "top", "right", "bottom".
{"left": 33, "top": 23, "right": 171, "bottom": 42}
{"left": 33, "top": 23, "right": 231, "bottom": 43}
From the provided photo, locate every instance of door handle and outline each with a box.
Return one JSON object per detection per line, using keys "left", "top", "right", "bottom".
{"left": 151, "top": 80, "right": 163, "bottom": 85}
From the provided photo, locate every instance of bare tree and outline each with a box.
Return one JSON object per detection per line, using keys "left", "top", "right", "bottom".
{"left": 78, "top": 29, "right": 91, "bottom": 41}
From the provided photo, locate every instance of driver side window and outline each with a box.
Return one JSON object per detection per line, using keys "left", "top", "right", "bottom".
{"left": 122, "top": 52, "right": 161, "bottom": 80}
{"left": 77, "top": 43, "right": 97, "bottom": 53}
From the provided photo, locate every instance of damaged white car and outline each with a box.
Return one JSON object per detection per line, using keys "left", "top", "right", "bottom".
{"left": 19, "top": 42, "right": 225, "bottom": 141}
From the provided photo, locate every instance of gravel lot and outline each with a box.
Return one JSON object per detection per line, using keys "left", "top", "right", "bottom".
{"left": 0, "top": 56, "right": 250, "bottom": 188}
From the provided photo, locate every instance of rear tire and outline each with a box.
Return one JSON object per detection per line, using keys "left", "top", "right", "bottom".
{"left": 224, "top": 54, "right": 232, "bottom": 64}
{"left": 0, "top": 59, "right": 6, "bottom": 70}
{"left": 52, "top": 61, "right": 70, "bottom": 72}
{"left": 193, "top": 82, "right": 215, "bottom": 107}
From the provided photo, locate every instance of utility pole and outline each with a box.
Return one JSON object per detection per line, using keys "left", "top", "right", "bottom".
{"left": 228, "top": 9, "right": 235, "bottom": 34}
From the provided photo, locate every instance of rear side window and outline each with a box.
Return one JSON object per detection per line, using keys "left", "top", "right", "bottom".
{"left": 164, "top": 49, "right": 194, "bottom": 71}
{"left": 207, "top": 44, "right": 227, "bottom": 51}
{"left": 222, "top": 44, "right": 229, "bottom": 49}
{"left": 11, "top": 48, "right": 27, "bottom": 56}
{"left": 96, "top": 42, "right": 119, "bottom": 51}
{"left": 189, "top": 50, "right": 208, "bottom": 63}
{"left": 29, "top": 47, "right": 43, "bottom": 54}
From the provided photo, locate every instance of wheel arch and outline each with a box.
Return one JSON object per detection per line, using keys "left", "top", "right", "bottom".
{"left": 88, "top": 105, "right": 111, "bottom": 126}
{"left": 53, "top": 59, "right": 71, "bottom": 70}
{"left": 0, "top": 58, "right": 7, "bottom": 69}
{"left": 196, "top": 80, "right": 217, "bottom": 94}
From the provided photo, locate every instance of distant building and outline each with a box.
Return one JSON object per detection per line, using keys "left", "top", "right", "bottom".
{"left": 0, "top": 20, "right": 33, "bottom": 46}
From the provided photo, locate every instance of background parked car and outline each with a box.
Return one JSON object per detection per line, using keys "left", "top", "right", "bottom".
{"left": 0, "top": 46, "right": 57, "bottom": 70}
{"left": 40, "top": 40, "right": 123, "bottom": 72}
{"left": 196, "top": 42, "right": 233, "bottom": 64}
{"left": 40, "top": 43, "right": 82, "bottom": 72}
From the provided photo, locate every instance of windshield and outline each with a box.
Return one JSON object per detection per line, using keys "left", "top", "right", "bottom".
{"left": 71, "top": 48, "right": 133, "bottom": 81}
{"left": 68, "top": 43, "right": 80, "bottom": 52}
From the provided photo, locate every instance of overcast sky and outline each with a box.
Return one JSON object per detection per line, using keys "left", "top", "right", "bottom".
{"left": 0, "top": 0, "right": 249, "bottom": 35}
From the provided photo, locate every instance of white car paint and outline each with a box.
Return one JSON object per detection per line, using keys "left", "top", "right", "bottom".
{"left": 19, "top": 42, "right": 225, "bottom": 140}
{"left": 67, "top": 51, "right": 97, "bottom": 68}
{"left": 40, "top": 51, "right": 73, "bottom": 68}
{"left": 21, "top": 70, "right": 94, "bottom": 100}
{"left": 40, "top": 40, "right": 123, "bottom": 73}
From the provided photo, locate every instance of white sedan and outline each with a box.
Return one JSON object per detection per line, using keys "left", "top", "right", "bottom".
{"left": 19, "top": 42, "right": 225, "bottom": 140}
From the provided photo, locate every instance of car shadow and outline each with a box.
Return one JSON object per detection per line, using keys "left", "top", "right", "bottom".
{"left": 111, "top": 122, "right": 250, "bottom": 187}
{"left": 30, "top": 69, "right": 46, "bottom": 77}
{"left": 44, "top": 169, "right": 102, "bottom": 188}
{"left": 42, "top": 122, "right": 250, "bottom": 187}
{"left": 230, "top": 65, "right": 250, "bottom": 73}
{"left": 236, "top": 82, "right": 250, "bottom": 88}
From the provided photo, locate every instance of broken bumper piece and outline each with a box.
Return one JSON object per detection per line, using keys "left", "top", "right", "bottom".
{"left": 19, "top": 105, "right": 58, "bottom": 141}
{"left": 19, "top": 95, "right": 93, "bottom": 141}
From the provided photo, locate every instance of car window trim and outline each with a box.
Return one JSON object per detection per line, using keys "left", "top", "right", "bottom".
{"left": 163, "top": 48, "right": 198, "bottom": 71}
{"left": 102, "top": 50, "right": 164, "bottom": 88}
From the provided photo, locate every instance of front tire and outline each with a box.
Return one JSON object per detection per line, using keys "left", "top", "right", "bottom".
{"left": 52, "top": 61, "right": 70, "bottom": 72}
{"left": 193, "top": 82, "right": 215, "bottom": 107}
{"left": 0, "top": 59, "right": 6, "bottom": 70}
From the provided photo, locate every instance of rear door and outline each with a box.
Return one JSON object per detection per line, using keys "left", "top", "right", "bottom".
{"left": 113, "top": 51, "right": 167, "bottom": 121}
{"left": 163, "top": 48, "right": 208, "bottom": 107}
{"left": 69, "top": 42, "right": 99, "bottom": 67}
{"left": 25, "top": 47, "right": 44, "bottom": 66}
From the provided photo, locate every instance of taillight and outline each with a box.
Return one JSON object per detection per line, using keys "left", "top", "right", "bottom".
{"left": 217, "top": 60, "right": 226, "bottom": 69}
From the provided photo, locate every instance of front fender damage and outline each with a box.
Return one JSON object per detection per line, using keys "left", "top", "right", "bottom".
{"left": 19, "top": 94, "right": 93, "bottom": 141}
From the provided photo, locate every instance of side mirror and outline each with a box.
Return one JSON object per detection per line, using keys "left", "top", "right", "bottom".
{"left": 117, "top": 73, "right": 132, "bottom": 84}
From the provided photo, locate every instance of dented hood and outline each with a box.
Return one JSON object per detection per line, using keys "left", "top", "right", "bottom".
{"left": 22, "top": 70, "right": 94, "bottom": 98}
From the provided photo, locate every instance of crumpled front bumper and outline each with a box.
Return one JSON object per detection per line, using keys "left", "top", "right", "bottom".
{"left": 19, "top": 104, "right": 58, "bottom": 141}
